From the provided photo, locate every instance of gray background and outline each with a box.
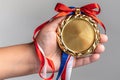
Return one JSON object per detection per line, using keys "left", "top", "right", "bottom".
{"left": 0, "top": 0, "right": 119, "bottom": 80}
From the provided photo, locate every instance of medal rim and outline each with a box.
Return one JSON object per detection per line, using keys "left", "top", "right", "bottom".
{"left": 57, "top": 14, "right": 100, "bottom": 58}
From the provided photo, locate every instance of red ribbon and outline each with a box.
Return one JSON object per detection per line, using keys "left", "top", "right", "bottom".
{"left": 33, "top": 3, "right": 106, "bottom": 80}
{"left": 34, "top": 38, "right": 55, "bottom": 80}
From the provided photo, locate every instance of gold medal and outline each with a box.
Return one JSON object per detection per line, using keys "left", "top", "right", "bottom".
{"left": 57, "top": 8, "right": 100, "bottom": 58}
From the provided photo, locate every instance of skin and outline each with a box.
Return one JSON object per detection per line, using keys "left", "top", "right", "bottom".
{"left": 0, "top": 17, "right": 108, "bottom": 80}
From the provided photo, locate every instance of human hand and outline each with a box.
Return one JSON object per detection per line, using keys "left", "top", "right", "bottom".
{"left": 35, "top": 17, "right": 108, "bottom": 72}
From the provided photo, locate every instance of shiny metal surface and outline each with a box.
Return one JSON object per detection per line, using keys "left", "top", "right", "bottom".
{"left": 57, "top": 14, "right": 100, "bottom": 58}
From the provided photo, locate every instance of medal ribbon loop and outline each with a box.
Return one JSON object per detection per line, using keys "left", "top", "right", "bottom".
{"left": 55, "top": 3, "right": 106, "bottom": 33}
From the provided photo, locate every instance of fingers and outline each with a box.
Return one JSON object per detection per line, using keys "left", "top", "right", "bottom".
{"left": 49, "top": 16, "right": 65, "bottom": 24}
{"left": 94, "top": 44, "right": 105, "bottom": 53}
{"left": 100, "top": 34, "right": 108, "bottom": 43}
{"left": 74, "top": 34, "right": 108, "bottom": 67}
{"left": 83, "top": 53, "right": 100, "bottom": 65}
{"left": 90, "top": 53, "right": 100, "bottom": 62}
{"left": 94, "top": 34, "right": 108, "bottom": 53}
{"left": 74, "top": 53, "right": 100, "bottom": 67}
{"left": 45, "top": 16, "right": 65, "bottom": 31}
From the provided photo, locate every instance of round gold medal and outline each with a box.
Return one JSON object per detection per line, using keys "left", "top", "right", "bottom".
{"left": 57, "top": 9, "right": 100, "bottom": 58}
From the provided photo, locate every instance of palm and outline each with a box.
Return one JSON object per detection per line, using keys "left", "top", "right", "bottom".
{"left": 36, "top": 21, "right": 62, "bottom": 71}
{"left": 36, "top": 17, "right": 108, "bottom": 72}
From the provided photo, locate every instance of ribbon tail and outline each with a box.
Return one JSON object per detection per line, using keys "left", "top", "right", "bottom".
{"left": 65, "top": 56, "right": 74, "bottom": 80}
{"left": 45, "top": 58, "right": 55, "bottom": 80}
{"left": 81, "top": 3, "right": 101, "bottom": 15}
{"left": 37, "top": 43, "right": 47, "bottom": 78}
{"left": 61, "top": 56, "right": 74, "bottom": 80}
{"left": 56, "top": 52, "right": 69, "bottom": 80}
{"left": 34, "top": 39, "right": 45, "bottom": 78}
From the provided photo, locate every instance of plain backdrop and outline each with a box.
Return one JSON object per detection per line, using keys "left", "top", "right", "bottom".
{"left": 0, "top": 0, "right": 119, "bottom": 80}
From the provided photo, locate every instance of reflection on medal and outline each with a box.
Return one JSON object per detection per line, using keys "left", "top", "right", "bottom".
{"left": 57, "top": 8, "right": 100, "bottom": 58}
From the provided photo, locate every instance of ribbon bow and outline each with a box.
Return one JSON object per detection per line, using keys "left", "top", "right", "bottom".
{"left": 55, "top": 3, "right": 106, "bottom": 33}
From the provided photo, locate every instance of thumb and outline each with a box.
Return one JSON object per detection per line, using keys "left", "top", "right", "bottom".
{"left": 44, "top": 16, "right": 65, "bottom": 31}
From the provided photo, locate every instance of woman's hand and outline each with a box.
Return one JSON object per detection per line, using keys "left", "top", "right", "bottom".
{"left": 35, "top": 17, "right": 108, "bottom": 72}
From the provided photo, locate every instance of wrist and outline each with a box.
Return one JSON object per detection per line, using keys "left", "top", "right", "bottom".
{"left": 30, "top": 42, "right": 40, "bottom": 73}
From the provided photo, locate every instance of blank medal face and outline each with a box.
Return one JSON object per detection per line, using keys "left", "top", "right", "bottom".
{"left": 62, "top": 19, "right": 95, "bottom": 53}
{"left": 57, "top": 14, "right": 100, "bottom": 57}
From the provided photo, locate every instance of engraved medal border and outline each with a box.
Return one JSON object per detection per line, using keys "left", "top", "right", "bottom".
{"left": 57, "top": 9, "right": 100, "bottom": 58}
